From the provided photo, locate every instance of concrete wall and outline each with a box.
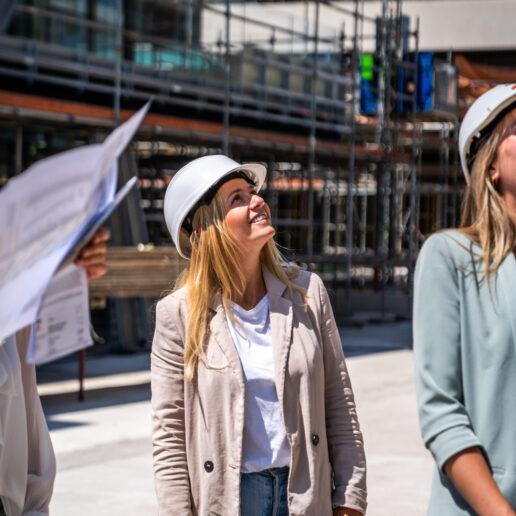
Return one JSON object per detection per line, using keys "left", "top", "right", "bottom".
{"left": 398, "top": 0, "right": 516, "bottom": 52}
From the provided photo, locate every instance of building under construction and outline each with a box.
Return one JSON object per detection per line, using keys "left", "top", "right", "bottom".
{"left": 1, "top": 0, "right": 513, "bottom": 347}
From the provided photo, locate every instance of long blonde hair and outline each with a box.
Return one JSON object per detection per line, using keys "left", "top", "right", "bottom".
{"left": 175, "top": 193, "right": 306, "bottom": 381}
{"left": 459, "top": 118, "right": 516, "bottom": 279}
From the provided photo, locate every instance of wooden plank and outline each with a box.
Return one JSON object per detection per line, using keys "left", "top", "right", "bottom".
{"left": 88, "top": 246, "right": 188, "bottom": 299}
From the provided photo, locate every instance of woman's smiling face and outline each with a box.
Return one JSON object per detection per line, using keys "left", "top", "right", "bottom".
{"left": 217, "top": 177, "right": 275, "bottom": 256}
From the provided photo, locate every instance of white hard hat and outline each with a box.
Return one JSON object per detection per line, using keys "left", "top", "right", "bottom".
{"left": 164, "top": 154, "right": 267, "bottom": 259}
{"left": 459, "top": 83, "right": 516, "bottom": 181}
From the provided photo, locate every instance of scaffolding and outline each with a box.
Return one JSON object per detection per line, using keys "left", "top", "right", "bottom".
{"left": 0, "top": 0, "right": 460, "bottom": 319}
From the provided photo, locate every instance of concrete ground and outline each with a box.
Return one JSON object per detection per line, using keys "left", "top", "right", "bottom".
{"left": 38, "top": 321, "right": 434, "bottom": 515}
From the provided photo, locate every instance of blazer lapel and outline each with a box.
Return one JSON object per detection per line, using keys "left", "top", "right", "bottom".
{"left": 262, "top": 266, "right": 293, "bottom": 407}
{"left": 209, "top": 293, "right": 244, "bottom": 380}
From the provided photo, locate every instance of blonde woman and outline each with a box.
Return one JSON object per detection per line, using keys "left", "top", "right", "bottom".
{"left": 414, "top": 84, "right": 516, "bottom": 515}
{"left": 150, "top": 155, "right": 367, "bottom": 516}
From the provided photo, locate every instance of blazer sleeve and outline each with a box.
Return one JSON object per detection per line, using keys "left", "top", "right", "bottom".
{"left": 413, "top": 233, "right": 483, "bottom": 471}
{"left": 151, "top": 296, "right": 192, "bottom": 515}
{"left": 316, "top": 275, "right": 367, "bottom": 514}
{"left": 17, "top": 328, "right": 56, "bottom": 516}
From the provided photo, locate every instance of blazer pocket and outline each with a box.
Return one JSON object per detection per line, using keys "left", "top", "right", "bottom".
{"left": 203, "top": 340, "right": 230, "bottom": 370}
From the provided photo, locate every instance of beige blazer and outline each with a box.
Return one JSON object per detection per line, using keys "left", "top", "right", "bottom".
{"left": 151, "top": 267, "right": 367, "bottom": 516}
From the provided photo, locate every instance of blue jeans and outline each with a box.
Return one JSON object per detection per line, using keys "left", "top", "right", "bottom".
{"left": 240, "top": 466, "right": 289, "bottom": 516}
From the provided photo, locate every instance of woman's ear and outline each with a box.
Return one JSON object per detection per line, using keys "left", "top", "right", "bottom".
{"left": 490, "top": 167, "right": 500, "bottom": 182}
{"left": 489, "top": 158, "right": 500, "bottom": 182}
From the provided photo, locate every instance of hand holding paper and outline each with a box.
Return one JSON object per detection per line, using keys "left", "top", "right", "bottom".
{"left": 74, "top": 227, "right": 111, "bottom": 281}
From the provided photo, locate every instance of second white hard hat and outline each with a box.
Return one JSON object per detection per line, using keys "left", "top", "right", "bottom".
{"left": 164, "top": 154, "right": 267, "bottom": 259}
{"left": 459, "top": 83, "right": 516, "bottom": 181}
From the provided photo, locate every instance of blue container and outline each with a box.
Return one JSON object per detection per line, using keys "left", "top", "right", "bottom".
{"left": 417, "top": 52, "right": 434, "bottom": 111}
{"left": 360, "top": 77, "right": 378, "bottom": 115}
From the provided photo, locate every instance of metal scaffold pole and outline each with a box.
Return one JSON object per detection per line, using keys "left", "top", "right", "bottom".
{"left": 344, "top": 0, "right": 361, "bottom": 313}
{"left": 223, "top": 0, "right": 231, "bottom": 156}
{"left": 114, "top": 0, "right": 122, "bottom": 123}
{"left": 15, "top": 126, "right": 22, "bottom": 175}
{"left": 307, "top": 0, "right": 320, "bottom": 262}
{"left": 407, "top": 15, "right": 420, "bottom": 302}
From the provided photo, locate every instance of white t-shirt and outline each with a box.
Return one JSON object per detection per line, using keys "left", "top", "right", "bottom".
{"left": 226, "top": 295, "right": 291, "bottom": 473}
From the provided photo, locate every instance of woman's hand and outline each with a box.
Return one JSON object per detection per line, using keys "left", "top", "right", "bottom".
{"left": 444, "top": 447, "right": 516, "bottom": 516}
{"left": 333, "top": 508, "right": 363, "bottom": 516}
{"left": 74, "top": 227, "right": 110, "bottom": 281}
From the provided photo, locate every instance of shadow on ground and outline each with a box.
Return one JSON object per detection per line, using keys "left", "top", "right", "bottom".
{"left": 340, "top": 321, "right": 412, "bottom": 357}
{"left": 41, "top": 382, "right": 150, "bottom": 417}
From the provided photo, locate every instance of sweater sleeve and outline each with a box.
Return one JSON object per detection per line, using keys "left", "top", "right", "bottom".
{"left": 413, "top": 233, "right": 483, "bottom": 471}
{"left": 315, "top": 275, "right": 367, "bottom": 514}
{"left": 151, "top": 296, "right": 193, "bottom": 515}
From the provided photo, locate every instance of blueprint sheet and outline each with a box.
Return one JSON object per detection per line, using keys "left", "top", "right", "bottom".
{"left": 0, "top": 100, "right": 150, "bottom": 361}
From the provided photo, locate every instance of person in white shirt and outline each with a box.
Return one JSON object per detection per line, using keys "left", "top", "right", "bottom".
{"left": 0, "top": 227, "right": 110, "bottom": 516}
{"left": 151, "top": 155, "right": 367, "bottom": 516}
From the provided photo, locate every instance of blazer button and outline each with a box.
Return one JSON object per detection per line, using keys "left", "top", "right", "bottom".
{"left": 204, "top": 460, "right": 214, "bottom": 473}
{"left": 311, "top": 433, "right": 319, "bottom": 446}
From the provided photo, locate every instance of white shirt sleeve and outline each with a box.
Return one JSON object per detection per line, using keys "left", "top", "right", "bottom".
{"left": 17, "top": 327, "right": 56, "bottom": 515}
{"left": 0, "top": 328, "right": 56, "bottom": 516}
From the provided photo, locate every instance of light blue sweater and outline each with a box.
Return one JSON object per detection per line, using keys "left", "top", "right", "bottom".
{"left": 413, "top": 231, "right": 516, "bottom": 515}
